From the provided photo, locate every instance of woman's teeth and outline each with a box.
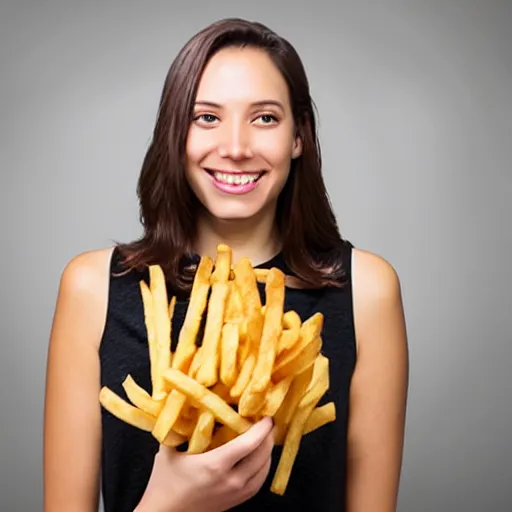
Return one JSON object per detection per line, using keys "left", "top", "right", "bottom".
{"left": 213, "top": 172, "right": 260, "bottom": 185}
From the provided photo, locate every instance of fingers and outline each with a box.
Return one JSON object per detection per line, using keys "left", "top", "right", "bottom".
{"left": 207, "top": 417, "right": 273, "bottom": 468}
{"left": 242, "top": 450, "right": 273, "bottom": 500}
{"left": 232, "top": 426, "right": 274, "bottom": 478}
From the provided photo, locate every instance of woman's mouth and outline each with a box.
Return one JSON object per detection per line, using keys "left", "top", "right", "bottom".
{"left": 205, "top": 169, "right": 264, "bottom": 195}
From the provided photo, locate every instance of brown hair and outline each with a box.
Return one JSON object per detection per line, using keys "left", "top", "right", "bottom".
{"left": 117, "top": 18, "right": 348, "bottom": 291}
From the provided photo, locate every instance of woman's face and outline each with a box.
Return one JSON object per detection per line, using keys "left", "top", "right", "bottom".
{"left": 185, "top": 46, "right": 302, "bottom": 223}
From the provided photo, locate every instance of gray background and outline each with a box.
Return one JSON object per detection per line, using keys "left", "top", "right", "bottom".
{"left": 1, "top": 1, "right": 511, "bottom": 511}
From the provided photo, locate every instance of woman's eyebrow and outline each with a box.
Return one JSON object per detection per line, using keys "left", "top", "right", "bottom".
{"left": 194, "top": 99, "right": 285, "bottom": 111}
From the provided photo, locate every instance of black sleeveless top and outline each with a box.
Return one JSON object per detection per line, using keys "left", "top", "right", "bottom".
{"left": 99, "top": 241, "right": 357, "bottom": 512}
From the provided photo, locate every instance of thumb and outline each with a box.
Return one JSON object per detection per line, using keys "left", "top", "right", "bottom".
{"left": 207, "top": 417, "right": 273, "bottom": 468}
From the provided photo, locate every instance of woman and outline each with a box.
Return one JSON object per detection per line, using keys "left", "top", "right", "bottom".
{"left": 43, "top": 17, "right": 409, "bottom": 512}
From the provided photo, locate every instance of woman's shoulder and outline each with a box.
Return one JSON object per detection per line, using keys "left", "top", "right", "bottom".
{"left": 60, "top": 246, "right": 116, "bottom": 292}
{"left": 351, "top": 247, "right": 402, "bottom": 301}
{"left": 55, "top": 246, "right": 116, "bottom": 350}
{"left": 350, "top": 246, "right": 405, "bottom": 352}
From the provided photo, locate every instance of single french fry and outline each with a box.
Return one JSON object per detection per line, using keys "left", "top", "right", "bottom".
{"left": 163, "top": 368, "right": 253, "bottom": 434}
{"left": 251, "top": 268, "right": 285, "bottom": 392}
{"left": 273, "top": 365, "right": 314, "bottom": 444}
{"left": 254, "top": 268, "right": 269, "bottom": 283}
{"left": 149, "top": 265, "right": 172, "bottom": 400}
{"left": 195, "top": 245, "right": 231, "bottom": 387}
{"left": 272, "top": 313, "right": 323, "bottom": 381}
{"left": 220, "top": 323, "right": 239, "bottom": 388}
{"left": 230, "top": 352, "right": 256, "bottom": 399}
{"left": 233, "top": 258, "right": 263, "bottom": 365}
{"left": 302, "top": 402, "right": 336, "bottom": 435}
{"left": 188, "top": 409, "right": 216, "bottom": 454}
{"left": 172, "top": 256, "right": 214, "bottom": 372}
{"left": 260, "top": 375, "right": 294, "bottom": 417}
{"left": 298, "top": 354, "right": 330, "bottom": 409}
{"left": 139, "top": 281, "right": 159, "bottom": 398}
{"left": 122, "top": 375, "right": 164, "bottom": 417}
{"left": 188, "top": 345, "right": 204, "bottom": 378}
{"left": 169, "top": 295, "right": 176, "bottom": 321}
{"left": 99, "top": 387, "right": 156, "bottom": 432}
{"left": 238, "top": 381, "right": 268, "bottom": 418}
{"left": 152, "top": 390, "right": 187, "bottom": 443}
{"left": 224, "top": 281, "right": 244, "bottom": 324}
{"left": 278, "top": 311, "right": 301, "bottom": 354}
{"left": 272, "top": 336, "right": 321, "bottom": 383}
{"left": 271, "top": 401, "right": 315, "bottom": 495}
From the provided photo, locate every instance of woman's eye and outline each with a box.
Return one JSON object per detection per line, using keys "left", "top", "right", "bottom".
{"left": 196, "top": 114, "right": 218, "bottom": 123}
{"left": 258, "top": 115, "right": 277, "bottom": 124}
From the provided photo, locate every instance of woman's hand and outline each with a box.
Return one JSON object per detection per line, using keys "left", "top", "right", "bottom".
{"left": 135, "top": 417, "right": 275, "bottom": 512}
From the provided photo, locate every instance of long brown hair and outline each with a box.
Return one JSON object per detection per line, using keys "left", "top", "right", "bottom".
{"left": 117, "top": 18, "right": 348, "bottom": 291}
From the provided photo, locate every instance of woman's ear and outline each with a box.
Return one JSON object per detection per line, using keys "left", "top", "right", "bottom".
{"left": 292, "top": 135, "right": 303, "bottom": 159}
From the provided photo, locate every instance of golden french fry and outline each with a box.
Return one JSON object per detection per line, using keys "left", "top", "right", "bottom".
{"left": 220, "top": 323, "right": 239, "bottom": 388}
{"left": 233, "top": 258, "right": 263, "bottom": 365}
{"left": 254, "top": 268, "right": 269, "bottom": 283}
{"left": 302, "top": 402, "right": 336, "bottom": 435}
{"left": 149, "top": 265, "right": 172, "bottom": 400}
{"left": 163, "top": 368, "right": 253, "bottom": 434}
{"left": 298, "top": 354, "right": 330, "bottom": 409}
{"left": 169, "top": 295, "right": 176, "bottom": 326}
{"left": 238, "top": 381, "right": 268, "bottom": 418}
{"left": 250, "top": 268, "right": 285, "bottom": 392}
{"left": 230, "top": 352, "right": 256, "bottom": 399}
{"left": 272, "top": 336, "right": 321, "bottom": 383}
{"left": 195, "top": 245, "right": 231, "bottom": 387}
{"left": 224, "top": 281, "right": 244, "bottom": 324}
{"left": 152, "top": 390, "right": 187, "bottom": 443}
{"left": 139, "top": 281, "right": 159, "bottom": 398}
{"left": 172, "top": 256, "right": 214, "bottom": 372}
{"left": 271, "top": 401, "right": 315, "bottom": 495}
{"left": 278, "top": 311, "right": 301, "bottom": 354}
{"left": 122, "top": 375, "right": 163, "bottom": 417}
{"left": 188, "top": 409, "right": 216, "bottom": 454}
{"left": 272, "top": 365, "right": 314, "bottom": 444}
{"left": 188, "top": 345, "right": 204, "bottom": 378}
{"left": 260, "top": 375, "right": 294, "bottom": 417}
{"left": 99, "top": 386, "right": 156, "bottom": 432}
{"left": 272, "top": 313, "right": 323, "bottom": 381}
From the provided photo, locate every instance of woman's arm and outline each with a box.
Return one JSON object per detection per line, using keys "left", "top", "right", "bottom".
{"left": 43, "top": 249, "right": 113, "bottom": 512}
{"left": 346, "top": 249, "right": 409, "bottom": 512}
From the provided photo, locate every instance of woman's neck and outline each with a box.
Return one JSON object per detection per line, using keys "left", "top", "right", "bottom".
{"left": 193, "top": 208, "right": 281, "bottom": 267}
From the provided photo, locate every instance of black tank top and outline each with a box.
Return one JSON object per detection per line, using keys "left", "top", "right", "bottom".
{"left": 99, "top": 241, "right": 356, "bottom": 512}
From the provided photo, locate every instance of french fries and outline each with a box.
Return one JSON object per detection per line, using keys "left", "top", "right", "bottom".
{"left": 99, "top": 244, "right": 336, "bottom": 496}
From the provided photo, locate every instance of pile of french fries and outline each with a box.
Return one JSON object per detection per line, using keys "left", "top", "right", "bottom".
{"left": 99, "top": 244, "right": 335, "bottom": 495}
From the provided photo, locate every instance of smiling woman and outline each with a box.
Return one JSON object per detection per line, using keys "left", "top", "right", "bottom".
{"left": 43, "top": 17, "right": 408, "bottom": 512}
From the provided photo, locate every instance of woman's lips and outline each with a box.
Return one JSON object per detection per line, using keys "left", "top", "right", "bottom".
{"left": 205, "top": 168, "right": 264, "bottom": 195}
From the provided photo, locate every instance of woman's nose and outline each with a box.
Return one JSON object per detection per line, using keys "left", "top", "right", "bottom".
{"left": 217, "top": 120, "right": 254, "bottom": 160}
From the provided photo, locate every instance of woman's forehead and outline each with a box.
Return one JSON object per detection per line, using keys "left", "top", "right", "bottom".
{"left": 195, "top": 47, "right": 290, "bottom": 107}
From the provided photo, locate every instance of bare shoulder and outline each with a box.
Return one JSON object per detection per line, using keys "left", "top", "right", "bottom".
{"left": 351, "top": 247, "right": 402, "bottom": 303}
{"left": 55, "top": 246, "right": 115, "bottom": 350}
{"left": 60, "top": 247, "right": 115, "bottom": 292}
{"left": 351, "top": 247, "right": 405, "bottom": 349}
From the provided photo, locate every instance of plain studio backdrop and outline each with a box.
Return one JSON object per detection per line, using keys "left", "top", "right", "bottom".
{"left": 1, "top": 1, "right": 510, "bottom": 511}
